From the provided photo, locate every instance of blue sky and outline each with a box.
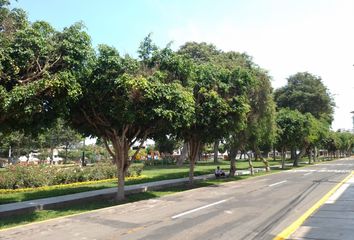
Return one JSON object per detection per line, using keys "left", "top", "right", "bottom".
{"left": 11, "top": 0, "right": 354, "bottom": 130}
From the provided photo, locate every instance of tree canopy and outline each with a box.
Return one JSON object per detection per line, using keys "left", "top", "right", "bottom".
{"left": 274, "top": 72, "right": 334, "bottom": 123}
{"left": 0, "top": 2, "right": 92, "bottom": 132}
{"left": 69, "top": 42, "right": 194, "bottom": 200}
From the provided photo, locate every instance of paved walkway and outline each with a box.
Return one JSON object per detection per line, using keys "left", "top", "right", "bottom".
{"left": 290, "top": 173, "right": 354, "bottom": 240}
{"left": 0, "top": 168, "right": 266, "bottom": 217}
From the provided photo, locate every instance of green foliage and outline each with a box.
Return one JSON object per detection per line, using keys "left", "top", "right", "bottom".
{"left": 0, "top": 163, "right": 143, "bottom": 189}
{"left": 0, "top": 3, "right": 92, "bottom": 133}
{"left": 154, "top": 135, "right": 182, "bottom": 154}
{"left": 329, "top": 130, "right": 354, "bottom": 154}
{"left": 71, "top": 44, "right": 195, "bottom": 142}
{"left": 276, "top": 109, "right": 310, "bottom": 150}
{"left": 274, "top": 72, "right": 334, "bottom": 123}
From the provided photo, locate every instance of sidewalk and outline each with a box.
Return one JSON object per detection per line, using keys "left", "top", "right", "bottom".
{"left": 0, "top": 168, "right": 266, "bottom": 218}
{"left": 290, "top": 174, "right": 354, "bottom": 240}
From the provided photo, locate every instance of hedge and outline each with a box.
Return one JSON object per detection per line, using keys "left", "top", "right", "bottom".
{"left": 0, "top": 163, "right": 143, "bottom": 190}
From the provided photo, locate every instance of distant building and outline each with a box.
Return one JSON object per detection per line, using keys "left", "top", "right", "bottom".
{"left": 351, "top": 111, "right": 354, "bottom": 132}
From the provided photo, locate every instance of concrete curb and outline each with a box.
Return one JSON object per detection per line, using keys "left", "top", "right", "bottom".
{"left": 0, "top": 174, "right": 215, "bottom": 218}
{"left": 0, "top": 168, "right": 268, "bottom": 218}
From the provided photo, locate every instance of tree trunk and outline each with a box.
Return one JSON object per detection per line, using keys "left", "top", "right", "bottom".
{"left": 308, "top": 148, "right": 312, "bottom": 165}
{"left": 256, "top": 147, "right": 270, "bottom": 172}
{"left": 177, "top": 142, "right": 188, "bottom": 166}
{"left": 50, "top": 147, "right": 54, "bottom": 165}
{"left": 188, "top": 138, "right": 201, "bottom": 185}
{"left": 114, "top": 139, "right": 130, "bottom": 202}
{"left": 64, "top": 146, "right": 68, "bottom": 164}
{"left": 291, "top": 147, "right": 296, "bottom": 160}
{"left": 281, "top": 148, "right": 286, "bottom": 169}
{"left": 8, "top": 146, "right": 12, "bottom": 164}
{"left": 273, "top": 146, "right": 276, "bottom": 161}
{"left": 293, "top": 156, "right": 299, "bottom": 167}
{"left": 239, "top": 151, "right": 243, "bottom": 160}
{"left": 248, "top": 154, "right": 254, "bottom": 175}
{"left": 229, "top": 148, "right": 237, "bottom": 177}
{"left": 116, "top": 159, "right": 125, "bottom": 201}
{"left": 213, "top": 140, "right": 219, "bottom": 163}
{"left": 293, "top": 148, "right": 304, "bottom": 167}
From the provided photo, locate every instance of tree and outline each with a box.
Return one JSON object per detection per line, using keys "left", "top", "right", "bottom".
{"left": 154, "top": 135, "right": 182, "bottom": 156}
{"left": 0, "top": 3, "right": 92, "bottom": 133}
{"left": 303, "top": 116, "right": 329, "bottom": 164}
{"left": 275, "top": 109, "right": 312, "bottom": 168}
{"left": 274, "top": 72, "right": 334, "bottom": 123}
{"left": 228, "top": 69, "right": 277, "bottom": 176}
{"left": 177, "top": 43, "right": 256, "bottom": 180}
{"left": 0, "top": 131, "right": 32, "bottom": 161}
{"left": 70, "top": 44, "right": 194, "bottom": 200}
{"left": 181, "top": 64, "right": 251, "bottom": 184}
{"left": 336, "top": 131, "right": 354, "bottom": 157}
{"left": 38, "top": 118, "right": 82, "bottom": 164}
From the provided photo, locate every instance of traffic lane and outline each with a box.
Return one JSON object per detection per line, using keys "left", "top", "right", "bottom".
{"left": 290, "top": 174, "right": 354, "bottom": 240}
{"left": 136, "top": 172, "right": 347, "bottom": 240}
{"left": 97, "top": 171, "right": 348, "bottom": 240}
{"left": 0, "top": 170, "right": 315, "bottom": 240}
{"left": 0, "top": 158, "right": 352, "bottom": 240}
{"left": 0, "top": 166, "right": 349, "bottom": 240}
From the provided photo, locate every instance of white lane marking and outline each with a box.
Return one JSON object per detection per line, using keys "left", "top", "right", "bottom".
{"left": 290, "top": 169, "right": 351, "bottom": 173}
{"left": 304, "top": 172, "right": 313, "bottom": 176}
{"left": 171, "top": 199, "right": 228, "bottom": 219}
{"left": 326, "top": 176, "right": 354, "bottom": 204}
{"left": 269, "top": 180, "right": 287, "bottom": 187}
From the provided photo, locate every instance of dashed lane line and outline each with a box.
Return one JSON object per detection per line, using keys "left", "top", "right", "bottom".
{"left": 171, "top": 199, "right": 229, "bottom": 219}
{"left": 269, "top": 180, "right": 287, "bottom": 187}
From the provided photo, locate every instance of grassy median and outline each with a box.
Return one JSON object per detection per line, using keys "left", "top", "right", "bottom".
{"left": 0, "top": 159, "right": 282, "bottom": 204}
{"left": 0, "top": 156, "right": 341, "bottom": 230}
{"left": 0, "top": 170, "right": 277, "bottom": 230}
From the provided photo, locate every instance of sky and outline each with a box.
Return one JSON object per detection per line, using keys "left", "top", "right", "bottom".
{"left": 11, "top": 0, "right": 354, "bottom": 131}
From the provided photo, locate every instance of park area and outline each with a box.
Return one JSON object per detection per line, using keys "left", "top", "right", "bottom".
{"left": 0, "top": 154, "right": 344, "bottom": 230}
{"left": 0, "top": 0, "right": 354, "bottom": 237}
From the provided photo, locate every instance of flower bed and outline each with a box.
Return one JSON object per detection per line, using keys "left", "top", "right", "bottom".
{"left": 0, "top": 163, "right": 143, "bottom": 190}
{"left": 0, "top": 175, "right": 147, "bottom": 194}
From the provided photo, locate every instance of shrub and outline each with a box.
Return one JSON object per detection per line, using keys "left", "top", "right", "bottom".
{"left": 0, "top": 163, "right": 144, "bottom": 189}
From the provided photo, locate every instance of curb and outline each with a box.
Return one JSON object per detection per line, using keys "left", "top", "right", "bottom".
{"left": 273, "top": 170, "right": 354, "bottom": 240}
{"left": 0, "top": 174, "right": 215, "bottom": 218}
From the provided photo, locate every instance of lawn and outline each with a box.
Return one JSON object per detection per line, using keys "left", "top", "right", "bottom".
{"left": 0, "top": 170, "right": 279, "bottom": 230}
{"left": 0, "top": 156, "right": 343, "bottom": 230}
{"left": 0, "top": 159, "right": 282, "bottom": 204}
{"left": 0, "top": 156, "right": 330, "bottom": 205}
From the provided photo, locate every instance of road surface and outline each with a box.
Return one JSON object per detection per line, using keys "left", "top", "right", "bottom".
{"left": 1, "top": 157, "right": 353, "bottom": 240}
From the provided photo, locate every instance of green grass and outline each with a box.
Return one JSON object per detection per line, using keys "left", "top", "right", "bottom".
{"left": 0, "top": 170, "right": 280, "bottom": 230}
{"left": 0, "top": 159, "right": 282, "bottom": 205}
{"left": 1, "top": 156, "right": 337, "bottom": 205}
{"left": 1, "top": 156, "right": 343, "bottom": 230}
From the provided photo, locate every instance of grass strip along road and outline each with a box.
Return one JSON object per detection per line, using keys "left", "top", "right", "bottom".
{"left": 0, "top": 159, "right": 283, "bottom": 204}
{"left": 0, "top": 156, "right": 347, "bottom": 234}
{"left": 0, "top": 171, "right": 273, "bottom": 230}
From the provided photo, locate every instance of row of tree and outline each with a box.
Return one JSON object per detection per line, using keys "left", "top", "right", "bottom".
{"left": 1, "top": 1, "right": 353, "bottom": 200}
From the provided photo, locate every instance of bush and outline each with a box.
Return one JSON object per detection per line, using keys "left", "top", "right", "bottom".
{"left": 0, "top": 163, "right": 144, "bottom": 189}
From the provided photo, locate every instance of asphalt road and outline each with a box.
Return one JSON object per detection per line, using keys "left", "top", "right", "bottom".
{"left": 1, "top": 157, "right": 353, "bottom": 240}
